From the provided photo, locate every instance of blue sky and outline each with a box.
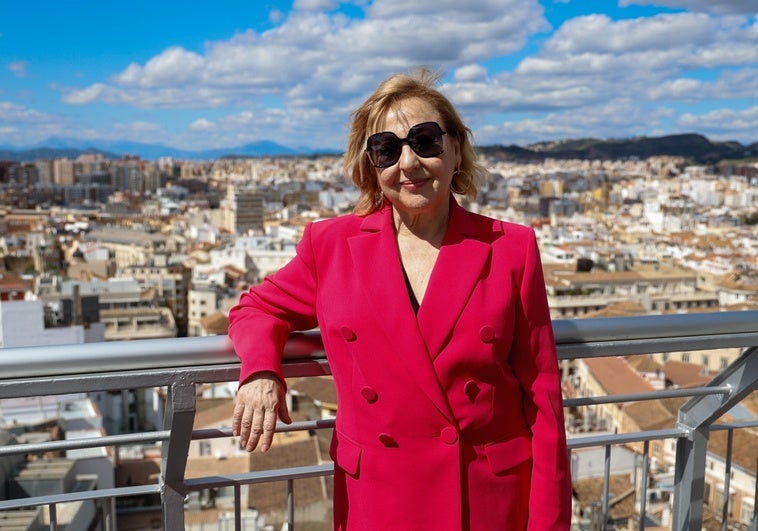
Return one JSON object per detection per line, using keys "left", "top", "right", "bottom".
{"left": 1, "top": 0, "right": 757, "bottom": 153}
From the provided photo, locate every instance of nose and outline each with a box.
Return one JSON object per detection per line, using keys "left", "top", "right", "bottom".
{"left": 398, "top": 142, "right": 420, "bottom": 170}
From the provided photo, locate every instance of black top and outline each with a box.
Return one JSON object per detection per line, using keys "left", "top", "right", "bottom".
{"left": 401, "top": 264, "right": 420, "bottom": 314}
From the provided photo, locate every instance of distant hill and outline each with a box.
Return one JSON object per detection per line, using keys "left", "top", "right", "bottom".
{"left": 0, "top": 137, "right": 330, "bottom": 162}
{"left": 480, "top": 133, "right": 758, "bottom": 164}
{"left": 1, "top": 133, "right": 756, "bottom": 164}
{"left": 0, "top": 146, "right": 121, "bottom": 162}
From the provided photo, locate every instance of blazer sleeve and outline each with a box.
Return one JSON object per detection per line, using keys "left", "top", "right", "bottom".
{"left": 509, "top": 229, "right": 572, "bottom": 530}
{"left": 228, "top": 222, "right": 319, "bottom": 387}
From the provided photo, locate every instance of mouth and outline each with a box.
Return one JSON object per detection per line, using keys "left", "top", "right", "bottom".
{"left": 400, "top": 178, "right": 430, "bottom": 189}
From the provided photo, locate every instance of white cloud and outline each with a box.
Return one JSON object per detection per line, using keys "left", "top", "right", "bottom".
{"left": 454, "top": 64, "right": 488, "bottom": 83}
{"left": 447, "top": 10, "right": 758, "bottom": 121}
{"left": 114, "top": 46, "right": 205, "bottom": 88}
{"left": 9, "top": 61, "right": 29, "bottom": 78}
{"left": 479, "top": 101, "right": 671, "bottom": 146}
{"left": 45, "top": 1, "right": 758, "bottom": 149}
{"left": 117, "top": 121, "right": 162, "bottom": 132}
{"left": 189, "top": 118, "right": 215, "bottom": 130}
{"left": 294, "top": 0, "right": 339, "bottom": 10}
{"left": 621, "top": 0, "right": 758, "bottom": 15}
{"left": 61, "top": 1, "right": 548, "bottom": 113}
{"left": 678, "top": 106, "right": 758, "bottom": 140}
{"left": 543, "top": 13, "right": 714, "bottom": 55}
{"left": 649, "top": 68, "right": 758, "bottom": 101}
{"left": 0, "top": 102, "right": 70, "bottom": 146}
{"left": 0, "top": 101, "right": 54, "bottom": 124}
{"left": 269, "top": 9, "right": 285, "bottom": 24}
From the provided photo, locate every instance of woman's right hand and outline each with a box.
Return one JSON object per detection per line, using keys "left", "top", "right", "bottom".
{"left": 232, "top": 371, "right": 292, "bottom": 452}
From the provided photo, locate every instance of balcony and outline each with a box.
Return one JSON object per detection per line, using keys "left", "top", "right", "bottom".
{"left": 0, "top": 310, "right": 756, "bottom": 530}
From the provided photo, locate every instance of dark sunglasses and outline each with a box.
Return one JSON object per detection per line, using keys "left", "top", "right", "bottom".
{"left": 365, "top": 121, "right": 447, "bottom": 168}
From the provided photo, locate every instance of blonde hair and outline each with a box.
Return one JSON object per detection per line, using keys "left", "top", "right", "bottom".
{"left": 344, "top": 68, "right": 487, "bottom": 215}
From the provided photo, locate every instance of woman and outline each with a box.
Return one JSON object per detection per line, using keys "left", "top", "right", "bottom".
{"left": 230, "top": 69, "right": 572, "bottom": 530}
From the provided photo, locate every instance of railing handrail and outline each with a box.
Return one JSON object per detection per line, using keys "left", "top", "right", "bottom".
{"left": 0, "top": 310, "right": 756, "bottom": 530}
{"left": 0, "top": 310, "right": 756, "bottom": 380}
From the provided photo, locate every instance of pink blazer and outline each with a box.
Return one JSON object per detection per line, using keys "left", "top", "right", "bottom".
{"left": 229, "top": 198, "right": 572, "bottom": 530}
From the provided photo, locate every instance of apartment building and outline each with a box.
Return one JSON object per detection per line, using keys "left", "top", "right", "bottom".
{"left": 545, "top": 262, "right": 719, "bottom": 319}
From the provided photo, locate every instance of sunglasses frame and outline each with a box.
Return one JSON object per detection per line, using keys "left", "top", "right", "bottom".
{"left": 365, "top": 121, "right": 447, "bottom": 168}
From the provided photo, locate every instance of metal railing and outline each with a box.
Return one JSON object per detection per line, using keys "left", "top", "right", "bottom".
{"left": 0, "top": 310, "right": 756, "bottom": 530}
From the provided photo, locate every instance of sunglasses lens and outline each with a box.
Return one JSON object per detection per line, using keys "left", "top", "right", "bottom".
{"left": 366, "top": 133, "right": 401, "bottom": 168}
{"left": 408, "top": 122, "right": 445, "bottom": 158}
{"left": 365, "top": 122, "right": 446, "bottom": 168}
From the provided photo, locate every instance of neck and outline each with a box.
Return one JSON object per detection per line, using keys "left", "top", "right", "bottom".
{"left": 393, "top": 201, "right": 450, "bottom": 246}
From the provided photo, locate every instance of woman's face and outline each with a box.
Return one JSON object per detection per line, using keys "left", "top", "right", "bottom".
{"left": 371, "top": 97, "right": 460, "bottom": 220}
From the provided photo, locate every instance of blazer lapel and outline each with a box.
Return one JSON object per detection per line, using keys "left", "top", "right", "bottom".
{"left": 418, "top": 199, "right": 492, "bottom": 358}
{"left": 347, "top": 206, "right": 455, "bottom": 424}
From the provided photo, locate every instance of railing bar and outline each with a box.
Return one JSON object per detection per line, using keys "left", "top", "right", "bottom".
{"left": 0, "top": 484, "right": 160, "bottom": 511}
{"left": 551, "top": 311, "right": 758, "bottom": 343}
{"left": 557, "top": 332, "right": 758, "bottom": 360}
{"left": 721, "top": 429, "right": 734, "bottom": 531}
{"left": 1, "top": 312, "right": 755, "bottom": 380}
{"left": 0, "top": 359, "right": 329, "bottom": 398}
{"left": 0, "top": 313, "right": 754, "bottom": 529}
{"left": 0, "top": 320, "right": 754, "bottom": 383}
{"left": 0, "top": 417, "right": 338, "bottom": 459}
{"left": 564, "top": 385, "right": 731, "bottom": 407}
{"left": 192, "top": 417, "right": 336, "bottom": 440}
{"left": 234, "top": 484, "right": 242, "bottom": 531}
{"left": 288, "top": 478, "right": 295, "bottom": 531}
{"left": 602, "top": 444, "right": 611, "bottom": 530}
{"left": 639, "top": 440, "right": 649, "bottom": 531}
{"left": 50, "top": 503, "right": 57, "bottom": 531}
{"left": 185, "top": 464, "right": 334, "bottom": 490}
{"left": 567, "top": 428, "right": 687, "bottom": 449}
{"left": 710, "top": 419, "right": 758, "bottom": 430}
{"left": 110, "top": 496, "right": 118, "bottom": 531}
{"left": 0, "top": 430, "right": 172, "bottom": 457}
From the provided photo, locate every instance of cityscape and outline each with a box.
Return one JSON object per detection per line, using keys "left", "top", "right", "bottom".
{"left": 3, "top": 0, "right": 757, "bottom": 527}
{"left": 0, "top": 143, "right": 756, "bottom": 529}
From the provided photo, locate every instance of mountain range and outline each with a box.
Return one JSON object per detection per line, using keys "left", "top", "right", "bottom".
{"left": 0, "top": 137, "right": 337, "bottom": 162}
{"left": 1, "top": 133, "right": 756, "bottom": 164}
{"left": 481, "top": 134, "right": 758, "bottom": 165}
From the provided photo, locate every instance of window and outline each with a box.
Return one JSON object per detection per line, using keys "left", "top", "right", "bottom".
{"left": 199, "top": 441, "right": 211, "bottom": 456}
{"left": 720, "top": 358, "right": 728, "bottom": 370}
{"left": 681, "top": 352, "right": 690, "bottom": 363}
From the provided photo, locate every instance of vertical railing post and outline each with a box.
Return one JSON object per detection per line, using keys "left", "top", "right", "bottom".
{"left": 160, "top": 380, "right": 196, "bottom": 530}
{"left": 720, "top": 429, "right": 734, "bottom": 531}
{"left": 673, "top": 426, "right": 709, "bottom": 530}
{"left": 672, "top": 346, "right": 758, "bottom": 531}
{"left": 638, "top": 440, "right": 649, "bottom": 531}
{"left": 288, "top": 478, "right": 295, "bottom": 531}
{"left": 601, "top": 444, "right": 611, "bottom": 527}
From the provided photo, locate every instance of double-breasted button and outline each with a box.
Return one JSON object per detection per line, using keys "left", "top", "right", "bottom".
{"left": 479, "top": 325, "right": 497, "bottom": 343}
{"left": 440, "top": 426, "right": 458, "bottom": 445}
{"left": 340, "top": 326, "right": 356, "bottom": 342}
{"left": 378, "top": 433, "right": 397, "bottom": 447}
{"left": 464, "top": 379, "right": 480, "bottom": 401}
{"left": 361, "top": 386, "right": 378, "bottom": 403}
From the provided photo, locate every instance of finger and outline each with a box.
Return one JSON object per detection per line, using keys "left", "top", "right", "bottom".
{"left": 238, "top": 406, "right": 255, "bottom": 450}
{"left": 278, "top": 399, "right": 292, "bottom": 425}
{"left": 231, "top": 402, "right": 245, "bottom": 436}
{"left": 258, "top": 405, "right": 279, "bottom": 452}
{"left": 247, "top": 407, "right": 265, "bottom": 452}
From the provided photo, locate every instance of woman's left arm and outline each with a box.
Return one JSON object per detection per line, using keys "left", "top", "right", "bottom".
{"left": 509, "top": 229, "right": 572, "bottom": 530}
